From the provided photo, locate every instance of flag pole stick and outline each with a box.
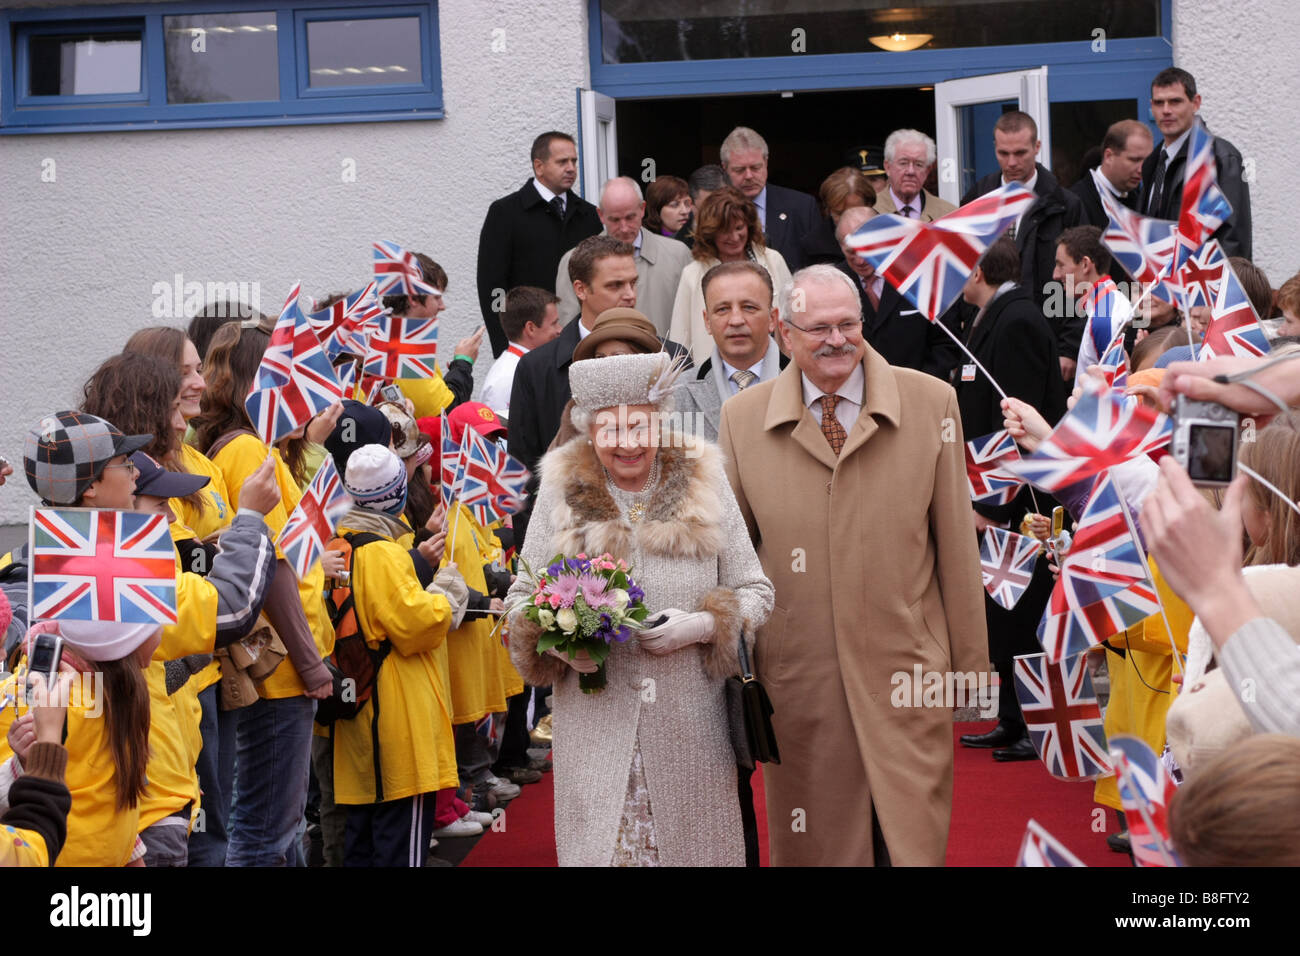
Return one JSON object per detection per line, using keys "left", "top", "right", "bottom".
{"left": 931, "top": 317, "right": 1045, "bottom": 516}
{"left": 1113, "top": 479, "right": 1186, "bottom": 677}
{"left": 1110, "top": 750, "right": 1178, "bottom": 868}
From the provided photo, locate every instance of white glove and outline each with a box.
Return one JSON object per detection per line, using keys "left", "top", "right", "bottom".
{"left": 546, "top": 647, "right": 600, "bottom": 674}
{"left": 637, "top": 608, "right": 715, "bottom": 656}
{"left": 428, "top": 566, "right": 470, "bottom": 629}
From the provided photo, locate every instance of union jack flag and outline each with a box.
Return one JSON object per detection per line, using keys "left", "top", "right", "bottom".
{"left": 363, "top": 313, "right": 440, "bottom": 381}
{"left": 846, "top": 182, "right": 1034, "bottom": 321}
{"left": 245, "top": 283, "right": 345, "bottom": 445}
{"left": 440, "top": 414, "right": 465, "bottom": 513}
{"left": 965, "top": 429, "right": 1024, "bottom": 505}
{"left": 1016, "top": 818, "right": 1087, "bottom": 867}
{"left": 372, "top": 239, "right": 441, "bottom": 298}
{"left": 29, "top": 508, "right": 178, "bottom": 625}
{"left": 337, "top": 357, "right": 358, "bottom": 398}
{"left": 980, "top": 528, "right": 1040, "bottom": 610}
{"left": 1036, "top": 472, "right": 1160, "bottom": 662}
{"left": 1099, "top": 187, "right": 1180, "bottom": 304}
{"left": 1013, "top": 651, "right": 1111, "bottom": 779}
{"left": 1109, "top": 735, "right": 1183, "bottom": 867}
{"left": 1199, "top": 258, "right": 1270, "bottom": 361}
{"left": 1097, "top": 333, "right": 1129, "bottom": 391}
{"left": 1003, "top": 377, "right": 1171, "bottom": 493}
{"left": 278, "top": 459, "right": 353, "bottom": 579}
{"left": 458, "top": 429, "right": 531, "bottom": 525}
{"left": 1173, "top": 238, "right": 1227, "bottom": 311}
{"left": 307, "top": 282, "right": 382, "bottom": 361}
{"left": 1174, "top": 123, "right": 1233, "bottom": 271}
{"left": 1082, "top": 276, "right": 1127, "bottom": 362}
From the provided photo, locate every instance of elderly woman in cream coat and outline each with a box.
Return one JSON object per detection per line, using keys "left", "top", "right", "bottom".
{"left": 507, "top": 351, "right": 774, "bottom": 866}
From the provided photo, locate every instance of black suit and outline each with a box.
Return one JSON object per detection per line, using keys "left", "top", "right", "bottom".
{"left": 476, "top": 179, "right": 603, "bottom": 357}
{"left": 1069, "top": 171, "right": 1137, "bottom": 287}
{"left": 760, "top": 183, "right": 821, "bottom": 272}
{"left": 952, "top": 285, "right": 1067, "bottom": 734}
{"left": 962, "top": 163, "right": 1085, "bottom": 359}
{"left": 834, "top": 261, "right": 962, "bottom": 380}
{"left": 507, "top": 320, "right": 691, "bottom": 548}
{"left": 1139, "top": 123, "right": 1252, "bottom": 258}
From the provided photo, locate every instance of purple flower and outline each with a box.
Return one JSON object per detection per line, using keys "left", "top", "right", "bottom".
{"left": 546, "top": 561, "right": 565, "bottom": 577}
{"left": 612, "top": 625, "right": 634, "bottom": 644}
{"left": 626, "top": 582, "right": 645, "bottom": 605}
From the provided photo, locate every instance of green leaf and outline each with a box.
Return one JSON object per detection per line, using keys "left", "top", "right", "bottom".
{"left": 535, "top": 631, "right": 562, "bottom": 654}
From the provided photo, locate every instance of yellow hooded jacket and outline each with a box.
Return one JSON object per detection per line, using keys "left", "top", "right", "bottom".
{"left": 331, "top": 521, "right": 458, "bottom": 804}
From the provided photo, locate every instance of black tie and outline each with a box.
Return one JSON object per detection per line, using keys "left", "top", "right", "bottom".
{"left": 1147, "top": 148, "right": 1168, "bottom": 216}
{"left": 550, "top": 196, "right": 565, "bottom": 220}
{"left": 901, "top": 204, "right": 915, "bottom": 219}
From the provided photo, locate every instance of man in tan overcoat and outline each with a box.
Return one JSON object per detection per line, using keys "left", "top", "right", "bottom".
{"left": 718, "top": 264, "right": 988, "bottom": 866}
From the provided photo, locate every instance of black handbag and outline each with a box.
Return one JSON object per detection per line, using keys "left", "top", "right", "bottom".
{"left": 725, "top": 629, "right": 780, "bottom": 770}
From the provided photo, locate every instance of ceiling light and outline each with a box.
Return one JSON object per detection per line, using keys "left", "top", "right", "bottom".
{"left": 869, "top": 32, "right": 933, "bottom": 52}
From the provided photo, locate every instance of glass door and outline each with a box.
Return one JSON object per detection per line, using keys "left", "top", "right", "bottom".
{"left": 578, "top": 89, "right": 617, "bottom": 202}
{"left": 934, "top": 67, "right": 1051, "bottom": 205}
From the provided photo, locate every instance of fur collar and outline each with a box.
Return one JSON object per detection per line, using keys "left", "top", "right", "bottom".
{"left": 538, "top": 435, "right": 725, "bottom": 560}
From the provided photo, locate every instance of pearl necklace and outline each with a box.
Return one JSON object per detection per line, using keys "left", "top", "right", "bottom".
{"left": 607, "top": 455, "right": 661, "bottom": 523}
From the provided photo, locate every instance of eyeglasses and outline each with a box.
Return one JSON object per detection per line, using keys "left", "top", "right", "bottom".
{"left": 101, "top": 461, "right": 139, "bottom": 478}
{"left": 890, "top": 159, "right": 929, "bottom": 171}
{"left": 784, "top": 318, "right": 862, "bottom": 340}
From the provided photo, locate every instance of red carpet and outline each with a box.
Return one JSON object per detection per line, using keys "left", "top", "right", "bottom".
{"left": 462, "top": 722, "right": 1130, "bottom": 867}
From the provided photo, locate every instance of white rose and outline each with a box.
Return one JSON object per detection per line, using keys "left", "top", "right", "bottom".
{"left": 555, "top": 608, "right": 578, "bottom": 634}
{"left": 608, "top": 588, "right": 630, "bottom": 612}
{"left": 537, "top": 608, "right": 555, "bottom": 629}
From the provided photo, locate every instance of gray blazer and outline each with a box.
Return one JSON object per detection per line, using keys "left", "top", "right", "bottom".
{"left": 555, "top": 227, "right": 692, "bottom": 335}
{"left": 674, "top": 337, "right": 785, "bottom": 442}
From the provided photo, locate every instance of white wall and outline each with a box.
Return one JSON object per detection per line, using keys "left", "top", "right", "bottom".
{"left": 0, "top": 0, "right": 590, "bottom": 525}
{"left": 1173, "top": 0, "right": 1300, "bottom": 283}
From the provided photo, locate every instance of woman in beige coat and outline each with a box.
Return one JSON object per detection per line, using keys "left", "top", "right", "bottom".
{"left": 507, "top": 352, "right": 774, "bottom": 866}
{"left": 669, "top": 186, "right": 792, "bottom": 364}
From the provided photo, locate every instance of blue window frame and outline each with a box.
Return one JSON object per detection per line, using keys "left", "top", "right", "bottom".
{"left": 1, "top": 0, "right": 443, "bottom": 133}
{"left": 587, "top": 0, "right": 1173, "bottom": 118}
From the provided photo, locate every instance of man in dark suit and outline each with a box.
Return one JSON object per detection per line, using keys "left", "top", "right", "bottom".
{"left": 477, "top": 131, "right": 603, "bottom": 357}
{"left": 952, "top": 238, "right": 1066, "bottom": 762}
{"left": 508, "top": 235, "right": 690, "bottom": 549}
{"left": 833, "top": 206, "right": 961, "bottom": 381}
{"left": 721, "top": 126, "right": 820, "bottom": 272}
{"left": 1070, "top": 119, "right": 1151, "bottom": 229}
{"left": 1139, "top": 67, "right": 1252, "bottom": 258}
{"left": 961, "top": 111, "right": 1084, "bottom": 364}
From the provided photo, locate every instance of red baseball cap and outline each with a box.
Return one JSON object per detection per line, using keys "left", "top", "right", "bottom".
{"left": 447, "top": 402, "right": 507, "bottom": 444}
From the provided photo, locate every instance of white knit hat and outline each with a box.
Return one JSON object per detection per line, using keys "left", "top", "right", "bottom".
{"left": 343, "top": 443, "right": 408, "bottom": 517}
{"left": 569, "top": 351, "right": 688, "bottom": 413}
{"left": 29, "top": 619, "right": 160, "bottom": 663}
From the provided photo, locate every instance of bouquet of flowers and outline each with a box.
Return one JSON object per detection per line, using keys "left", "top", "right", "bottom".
{"left": 518, "top": 552, "right": 649, "bottom": 693}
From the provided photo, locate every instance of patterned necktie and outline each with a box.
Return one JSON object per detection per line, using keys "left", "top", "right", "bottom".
{"left": 730, "top": 369, "right": 757, "bottom": 391}
{"left": 818, "top": 395, "right": 847, "bottom": 456}
{"left": 550, "top": 195, "right": 565, "bottom": 220}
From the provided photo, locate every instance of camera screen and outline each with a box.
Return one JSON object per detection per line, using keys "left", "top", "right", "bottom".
{"left": 1187, "top": 423, "right": 1236, "bottom": 483}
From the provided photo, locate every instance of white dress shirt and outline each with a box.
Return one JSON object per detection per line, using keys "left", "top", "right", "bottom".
{"left": 890, "top": 187, "right": 921, "bottom": 218}
{"left": 534, "top": 178, "right": 563, "bottom": 213}
{"left": 1162, "top": 127, "right": 1193, "bottom": 167}
{"left": 480, "top": 343, "right": 528, "bottom": 412}
{"left": 801, "top": 363, "right": 866, "bottom": 437}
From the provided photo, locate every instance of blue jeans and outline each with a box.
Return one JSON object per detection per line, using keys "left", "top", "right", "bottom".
{"left": 188, "top": 684, "right": 239, "bottom": 867}
{"left": 226, "top": 695, "right": 315, "bottom": 867}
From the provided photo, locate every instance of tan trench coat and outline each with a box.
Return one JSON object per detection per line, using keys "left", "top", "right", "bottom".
{"left": 718, "top": 345, "right": 988, "bottom": 866}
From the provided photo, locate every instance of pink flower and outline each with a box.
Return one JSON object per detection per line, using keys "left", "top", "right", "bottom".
{"left": 545, "top": 574, "right": 579, "bottom": 608}
{"left": 616, "top": 559, "right": 629, "bottom": 572}
{"left": 578, "top": 573, "right": 610, "bottom": 607}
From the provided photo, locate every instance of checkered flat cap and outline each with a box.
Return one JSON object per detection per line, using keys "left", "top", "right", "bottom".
{"left": 24, "top": 410, "right": 152, "bottom": 505}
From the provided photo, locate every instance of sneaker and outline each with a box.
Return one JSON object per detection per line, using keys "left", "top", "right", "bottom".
{"left": 499, "top": 766, "right": 543, "bottom": 785}
{"left": 433, "top": 817, "right": 483, "bottom": 838}
{"left": 463, "top": 810, "right": 495, "bottom": 826}
{"left": 484, "top": 775, "right": 522, "bottom": 802}
{"left": 469, "top": 785, "right": 499, "bottom": 814}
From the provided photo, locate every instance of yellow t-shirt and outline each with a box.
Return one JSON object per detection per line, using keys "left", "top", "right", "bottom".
{"left": 0, "top": 668, "right": 139, "bottom": 867}
{"left": 137, "top": 659, "right": 202, "bottom": 832}
{"left": 209, "top": 434, "right": 333, "bottom": 699}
